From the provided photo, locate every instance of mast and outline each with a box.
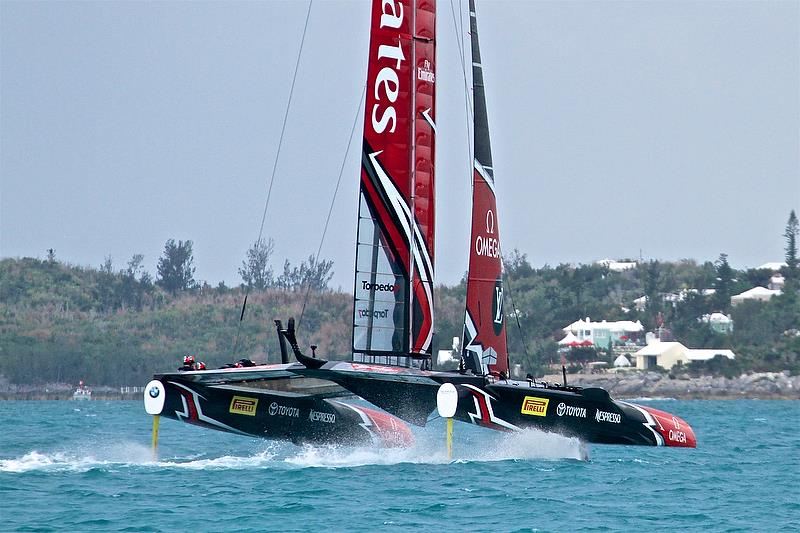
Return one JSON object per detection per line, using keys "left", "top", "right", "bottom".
{"left": 461, "top": 0, "right": 508, "bottom": 375}
{"left": 352, "top": 0, "right": 436, "bottom": 367}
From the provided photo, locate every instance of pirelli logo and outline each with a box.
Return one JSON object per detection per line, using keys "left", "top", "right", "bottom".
{"left": 229, "top": 396, "right": 258, "bottom": 416}
{"left": 521, "top": 396, "right": 549, "bottom": 417}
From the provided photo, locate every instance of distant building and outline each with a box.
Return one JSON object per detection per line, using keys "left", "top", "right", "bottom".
{"left": 757, "top": 262, "right": 787, "bottom": 272}
{"left": 769, "top": 274, "right": 785, "bottom": 291}
{"left": 634, "top": 341, "right": 735, "bottom": 370}
{"left": 731, "top": 286, "right": 782, "bottom": 306}
{"left": 562, "top": 317, "right": 644, "bottom": 349}
{"left": 596, "top": 259, "right": 637, "bottom": 272}
{"left": 699, "top": 312, "right": 734, "bottom": 334}
{"left": 634, "top": 289, "right": 715, "bottom": 311}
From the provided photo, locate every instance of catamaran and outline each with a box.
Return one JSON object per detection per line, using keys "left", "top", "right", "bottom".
{"left": 145, "top": 0, "right": 696, "bottom": 449}
{"left": 143, "top": 321, "right": 412, "bottom": 447}
{"left": 284, "top": 0, "right": 696, "bottom": 448}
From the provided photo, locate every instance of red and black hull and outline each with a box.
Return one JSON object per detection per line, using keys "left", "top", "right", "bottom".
{"left": 288, "top": 360, "right": 696, "bottom": 448}
{"left": 453, "top": 380, "right": 696, "bottom": 447}
{"left": 147, "top": 365, "right": 413, "bottom": 448}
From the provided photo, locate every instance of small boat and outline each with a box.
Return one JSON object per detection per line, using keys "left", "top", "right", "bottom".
{"left": 72, "top": 380, "right": 92, "bottom": 401}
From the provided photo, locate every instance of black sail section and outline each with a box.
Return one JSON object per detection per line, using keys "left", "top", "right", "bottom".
{"left": 469, "top": 0, "right": 492, "bottom": 175}
{"left": 461, "top": 0, "right": 509, "bottom": 375}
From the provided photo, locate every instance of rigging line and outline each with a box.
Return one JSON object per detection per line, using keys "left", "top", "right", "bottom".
{"left": 450, "top": 0, "right": 474, "bottom": 192}
{"left": 450, "top": 0, "right": 474, "bottom": 120}
{"left": 256, "top": 0, "right": 315, "bottom": 246}
{"left": 297, "top": 84, "right": 367, "bottom": 333}
{"left": 458, "top": 0, "right": 464, "bottom": 50}
{"left": 232, "top": 0, "right": 314, "bottom": 359}
{"left": 450, "top": 0, "right": 466, "bottom": 68}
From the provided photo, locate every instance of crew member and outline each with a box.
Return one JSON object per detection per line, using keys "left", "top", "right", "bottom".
{"left": 179, "top": 354, "right": 197, "bottom": 371}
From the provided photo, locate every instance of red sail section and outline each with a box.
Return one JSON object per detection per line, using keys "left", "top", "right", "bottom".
{"left": 461, "top": 0, "right": 507, "bottom": 375}
{"left": 410, "top": 0, "right": 436, "bottom": 354}
{"left": 462, "top": 167, "right": 507, "bottom": 374}
{"left": 353, "top": 0, "right": 436, "bottom": 364}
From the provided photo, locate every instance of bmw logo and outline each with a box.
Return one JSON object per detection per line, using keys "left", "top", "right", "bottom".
{"left": 149, "top": 386, "right": 160, "bottom": 398}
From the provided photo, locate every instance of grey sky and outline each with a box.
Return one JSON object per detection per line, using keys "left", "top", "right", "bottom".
{"left": 2, "top": 0, "right": 798, "bottom": 290}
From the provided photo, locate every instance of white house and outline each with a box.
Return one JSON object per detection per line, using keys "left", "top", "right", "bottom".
{"left": 634, "top": 341, "right": 736, "bottom": 370}
{"left": 685, "top": 349, "right": 736, "bottom": 363}
{"left": 699, "top": 312, "right": 734, "bottom": 334}
{"left": 634, "top": 289, "right": 715, "bottom": 310}
{"left": 731, "top": 286, "right": 782, "bottom": 306}
{"left": 757, "top": 262, "right": 787, "bottom": 272}
{"left": 562, "top": 317, "right": 644, "bottom": 349}
{"left": 769, "top": 274, "right": 785, "bottom": 291}
{"left": 596, "top": 259, "right": 637, "bottom": 272}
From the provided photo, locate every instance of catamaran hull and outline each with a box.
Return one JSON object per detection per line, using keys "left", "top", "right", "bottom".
{"left": 288, "top": 362, "right": 695, "bottom": 448}
{"left": 453, "top": 382, "right": 696, "bottom": 447}
{"left": 146, "top": 370, "right": 413, "bottom": 448}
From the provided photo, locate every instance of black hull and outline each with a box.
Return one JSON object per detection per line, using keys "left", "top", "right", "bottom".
{"left": 289, "top": 362, "right": 696, "bottom": 448}
{"left": 453, "top": 380, "right": 695, "bottom": 447}
{"left": 147, "top": 365, "right": 413, "bottom": 447}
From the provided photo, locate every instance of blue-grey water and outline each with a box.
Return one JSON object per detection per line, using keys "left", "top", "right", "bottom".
{"left": 1, "top": 400, "right": 797, "bottom": 532}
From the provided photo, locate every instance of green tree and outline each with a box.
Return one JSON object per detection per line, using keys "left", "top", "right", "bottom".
{"left": 97, "top": 256, "right": 117, "bottom": 311}
{"left": 156, "top": 239, "right": 196, "bottom": 294}
{"left": 239, "top": 238, "right": 274, "bottom": 290}
{"left": 119, "top": 254, "right": 152, "bottom": 310}
{"left": 712, "top": 253, "right": 733, "bottom": 312}
{"left": 785, "top": 210, "right": 799, "bottom": 282}
{"left": 276, "top": 255, "right": 334, "bottom": 292}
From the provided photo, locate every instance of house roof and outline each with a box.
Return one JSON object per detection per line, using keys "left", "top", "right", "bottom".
{"left": 635, "top": 342, "right": 686, "bottom": 356}
{"left": 757, "top": 262, "right": 787, "bottom": 272}
{"left": 596, "top": 259, "right": 637, "bottom": 272}
{"left": 685, "top": 349, "right": 735, "bottom": 361}
{"left": 732, "top": 286, "right": 782, "bottom": 299}
{"left": 700, "top": 312, "right": 732, "bottom": 324}
{"left": 563, "top": 318, "right": 644, "bottom": 333}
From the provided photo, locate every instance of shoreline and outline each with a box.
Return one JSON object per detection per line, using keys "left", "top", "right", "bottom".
{"left": 0, "top": 385, "right": 143, "bottom": 401}
{"left": 1, "top": 371, "right": 798, "bottom": 400}
{"left": 540, "top": 370, "right": 799, "bottom": 400}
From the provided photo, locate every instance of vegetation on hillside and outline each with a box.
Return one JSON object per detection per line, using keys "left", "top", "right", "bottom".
{"left": 1, "top": 213, "right": 798, "bottom": 386}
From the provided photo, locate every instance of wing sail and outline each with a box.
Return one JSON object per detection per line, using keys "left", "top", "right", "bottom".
{"left": 353, "top": 0, "right": 437, "bottom": 366}
{"left": 461, "top": 0, "right": 508, "bottom": 375}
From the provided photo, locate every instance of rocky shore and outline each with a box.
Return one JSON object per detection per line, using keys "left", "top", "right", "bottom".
{"left": 1, "top": 372, "right": 799, "bottom": 400}
{"left": 0, "top": 383, "right": 143, "bottom": 401}
{"left": 542, "top": 371, "right": 800, "bottom": 400}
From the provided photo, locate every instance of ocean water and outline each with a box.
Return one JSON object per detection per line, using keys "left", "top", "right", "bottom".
{"left": 0, "top": 400, "right": 797, "bottom": 532}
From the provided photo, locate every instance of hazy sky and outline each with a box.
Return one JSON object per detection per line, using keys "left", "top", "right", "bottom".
{"left": 2, "top": 0, "right": 798, "bottom": 289}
